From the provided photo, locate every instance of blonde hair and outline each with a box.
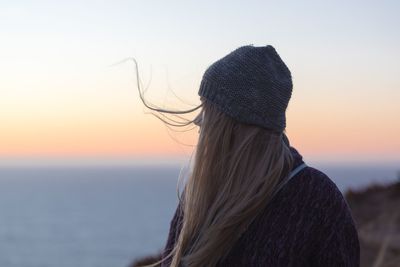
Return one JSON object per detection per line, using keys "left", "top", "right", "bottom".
{"left": 139, "top": 100, "right": 294, "bottom": 267}
{"left": 132, "top": 59, "right": 294, "bottom": 267}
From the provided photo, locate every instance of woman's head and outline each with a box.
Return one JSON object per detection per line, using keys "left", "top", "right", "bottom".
{"left": 136, "top": 45, "right": 295, "bottom": 267}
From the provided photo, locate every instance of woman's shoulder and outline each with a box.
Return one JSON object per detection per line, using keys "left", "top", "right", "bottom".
{"left": 303, "top": 166, "right": 341, "bottom": 192}
{"left": 293, "top": 165, "right": 357, "bottom": 234}
{"left": 291, "top": 165, "right": 342, "bottom": 196}
{"left": 287, "top": 147, "right": 345, "bottom": 203}
{"left": 283, "top": 165, "right": 350, "bottom": 216}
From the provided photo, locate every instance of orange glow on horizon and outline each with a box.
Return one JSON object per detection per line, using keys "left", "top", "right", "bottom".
{"left": 0, "top": 107, "right": 398, "bottom": 162}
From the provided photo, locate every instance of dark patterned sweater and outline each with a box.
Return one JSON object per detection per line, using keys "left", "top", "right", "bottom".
{"left": 161, "top": 147, "right": 360, "bottom": 267}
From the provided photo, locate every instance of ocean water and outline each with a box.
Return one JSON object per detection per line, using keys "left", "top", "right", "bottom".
{"left": 0, "top": 164, "right": 398, "bottom": 267}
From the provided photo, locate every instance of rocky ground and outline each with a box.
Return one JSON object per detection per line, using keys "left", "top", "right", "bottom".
{"left": 130, "top": 180, "right": 400, "bottom": 267}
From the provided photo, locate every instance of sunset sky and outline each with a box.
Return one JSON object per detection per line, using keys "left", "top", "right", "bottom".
{"left": 1, "top": 1, "right": 399, "bottom": 165}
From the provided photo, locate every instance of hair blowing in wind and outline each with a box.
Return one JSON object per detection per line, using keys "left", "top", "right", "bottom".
{"left": 133, "top": 58, "right": 294, "bottom": 266}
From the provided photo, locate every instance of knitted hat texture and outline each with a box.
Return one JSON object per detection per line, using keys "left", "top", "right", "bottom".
{"left": 198, "top": 45, "right": 293, "bottom": 132}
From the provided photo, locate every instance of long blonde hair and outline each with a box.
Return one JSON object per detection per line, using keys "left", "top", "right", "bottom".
{"left": 139, "top": 100, "right": 293, "bottom": 267}
{"left": 132, "top": 60, "right": 294, "bottom": 267}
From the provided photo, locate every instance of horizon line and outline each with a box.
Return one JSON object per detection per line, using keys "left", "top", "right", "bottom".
{"left": 0, "top": 155, "right": 399, "bottom": 168}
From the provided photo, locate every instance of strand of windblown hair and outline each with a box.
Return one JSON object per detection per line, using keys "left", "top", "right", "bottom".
{"left": 130, "top": 57, "right": 203, "bottom": 114}
{"left": 109, "top": 57, "right": 203, "bottom": 127}
{"left": 148, "top": 111, "right": 194, "bottom": 127}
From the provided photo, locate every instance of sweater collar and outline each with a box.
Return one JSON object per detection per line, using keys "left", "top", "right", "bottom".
{"left": 289, "top": 146, "right": 305, "bottom": 170}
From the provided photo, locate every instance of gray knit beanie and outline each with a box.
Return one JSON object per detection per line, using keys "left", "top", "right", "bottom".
{"left": 198, "top": 45, "right": 292, "bottom": 132}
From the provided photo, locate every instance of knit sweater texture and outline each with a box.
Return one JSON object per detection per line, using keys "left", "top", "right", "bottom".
{"left": 161, "top": 147, "right": 360, "bottom": 267}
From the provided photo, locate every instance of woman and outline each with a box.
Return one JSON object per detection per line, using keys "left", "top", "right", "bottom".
{"left": 135, "top": 45, "right": 360, "bottom": 267}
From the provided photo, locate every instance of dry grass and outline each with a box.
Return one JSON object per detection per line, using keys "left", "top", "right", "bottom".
{"left": 346, "top": 181, "right": 400, "bottom": 267}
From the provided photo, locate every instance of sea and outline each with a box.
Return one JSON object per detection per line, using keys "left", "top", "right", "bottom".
{"left": 0, "top": 163, "right": 398, "bottom": 267}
